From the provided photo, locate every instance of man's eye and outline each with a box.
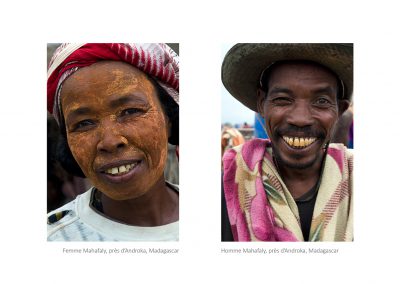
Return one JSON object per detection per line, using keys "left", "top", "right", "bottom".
{"left": 317, "top": 98, "right": 328, "bottom": 104}
{"left": 271, "top": 97, "right": 292, "bottom": 105}
{"left": 314, "top": 98, "right": 332, "bottom": 106}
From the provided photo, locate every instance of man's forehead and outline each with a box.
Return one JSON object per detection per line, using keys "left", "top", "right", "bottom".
{"left": 264, "top": 60, "right": 340, "bottom": 88}
{"left": 268, "top": 60, "right": 337, "bottom": 78}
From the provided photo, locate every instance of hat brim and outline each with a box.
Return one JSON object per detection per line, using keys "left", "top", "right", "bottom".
{"left": 221, "top": 43, "right": 353, "bottom": 112}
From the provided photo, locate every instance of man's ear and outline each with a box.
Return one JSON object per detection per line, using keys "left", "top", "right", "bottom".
{"left": 338, "top": 99, "right": 350, "bottom": 116}
{"left": 257, "top": 88, "right": 266, "bottom": 115}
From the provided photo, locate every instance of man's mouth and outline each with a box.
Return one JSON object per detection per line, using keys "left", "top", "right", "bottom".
{"left": 282, "top": 135, "right": 317, "bottom": 149}
{"left": 103, "top": 162, "right": 139, "bottom": 176}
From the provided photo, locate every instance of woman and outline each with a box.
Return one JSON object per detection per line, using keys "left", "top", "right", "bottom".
{"left": 47, "top": 43, "right": 179, "bottom": 241}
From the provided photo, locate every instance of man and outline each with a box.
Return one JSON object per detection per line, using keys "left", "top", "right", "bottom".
{"left": 221, "top": 44, "right": 353, "bottom": 241}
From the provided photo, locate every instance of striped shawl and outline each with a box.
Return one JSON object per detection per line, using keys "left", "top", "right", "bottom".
{"left": 222, "top": 139, "right": 353, "bottom": 241}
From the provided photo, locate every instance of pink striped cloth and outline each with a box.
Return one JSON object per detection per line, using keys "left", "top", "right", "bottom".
{"left": 47, "top": 43, "right": 179, "bottom": 124}
{"left": 222, "top": 139, "right": 353, "bottom": 241}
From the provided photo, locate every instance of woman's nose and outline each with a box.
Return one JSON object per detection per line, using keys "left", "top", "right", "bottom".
{"left": 96, "top": 123, "right": 128, "bottom": 153}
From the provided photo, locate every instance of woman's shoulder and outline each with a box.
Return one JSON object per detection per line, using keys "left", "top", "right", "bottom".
{"left": 47, "top": 188, "right": 93, "bottom": 241}
{"left": 166, "top": 181, "right": 179, "bottom": 192}
{"left": 47, "top": 199, "right": 78, "bottom": 226}
{"left": 47, "top": 186, "right": 180, "bottom": 241}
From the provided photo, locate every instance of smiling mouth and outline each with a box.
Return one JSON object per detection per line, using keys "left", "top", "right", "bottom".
{"left": 102, "top": 162, "right": 140, "bottom": 176}
{"left": 282, "top": 136, "right": 317, "bottom": 149}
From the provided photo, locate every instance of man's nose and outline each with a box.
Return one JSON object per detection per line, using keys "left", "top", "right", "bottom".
{"left": 286, "top": 101, "right": 314, "bottom": 127}
{"left": 96, "top": 122, "right": 128, "bottom": 153}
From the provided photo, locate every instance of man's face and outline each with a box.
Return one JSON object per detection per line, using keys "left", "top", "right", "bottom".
{"left": 61, "top": 61, "right": 169, "bottom": 200}
{"left": 258, "top": 62, "right": 340, "bottom": 170}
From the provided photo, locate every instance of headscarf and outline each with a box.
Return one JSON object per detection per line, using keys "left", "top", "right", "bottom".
{"left": 47, "top": 43, "right": 179, "bottom": 125}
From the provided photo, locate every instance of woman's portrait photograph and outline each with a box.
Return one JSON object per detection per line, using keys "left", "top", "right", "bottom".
{"left": 46, "top": 43, "right": 179, "bottom": 241}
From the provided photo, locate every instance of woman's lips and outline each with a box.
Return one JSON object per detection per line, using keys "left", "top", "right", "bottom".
{"left": 104, "top": 162, "right": 139, "bottom": 175}
{"left": 96, "top": 159, "right": 143, "bottom": 184}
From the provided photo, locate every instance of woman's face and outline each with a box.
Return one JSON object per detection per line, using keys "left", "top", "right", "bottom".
{"left": 61, "top": 61, "right": 169, "bottom": 200}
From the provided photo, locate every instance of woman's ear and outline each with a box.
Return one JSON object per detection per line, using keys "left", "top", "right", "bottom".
{"left": 163, "top": 113, "right": 171, "bottom": 138}
{"left": 257, "top": 88, "right": 266, "bottom": 116}
{"left": 168, "top": 120, "right": 172, "bottom": 138}
{"left": 164, "top": 111, "right": 172, "bottom": 140}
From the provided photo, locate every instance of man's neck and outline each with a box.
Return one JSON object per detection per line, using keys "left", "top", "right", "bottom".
{"left": 275, "top": 158, "right": 324, "bottom": 199}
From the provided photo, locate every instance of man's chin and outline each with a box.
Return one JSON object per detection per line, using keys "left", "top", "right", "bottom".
{"left": 276, "top": 157, "right": 318, "bottom": 170}
{"left": 272, "top": 146, "right": 321, "bottom": 170}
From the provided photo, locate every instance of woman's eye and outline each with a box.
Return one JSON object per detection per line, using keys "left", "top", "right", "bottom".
{"left": 74, "top": 120, "right": 94, "bottom": 130}
{"left": 121, "top": 108, "right": 142, "bottom": 116}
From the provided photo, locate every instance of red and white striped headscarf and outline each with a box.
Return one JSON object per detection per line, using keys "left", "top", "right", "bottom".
{"left": 47, "top": 43, "right": 179, "bottom": 125}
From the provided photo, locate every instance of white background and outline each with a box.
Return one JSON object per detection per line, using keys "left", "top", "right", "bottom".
{"left": 1, "top": 0, "right": 399, "bottom": 283}
{"left": 221, "top": 43, "right": 255, "bottom": 125}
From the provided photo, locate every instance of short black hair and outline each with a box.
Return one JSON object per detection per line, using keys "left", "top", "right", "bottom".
{"left": 259, "top": 60, "right": 344, "bottom": 102}
{"left": 56, "top": 77, "right": 179, "bottom": 178}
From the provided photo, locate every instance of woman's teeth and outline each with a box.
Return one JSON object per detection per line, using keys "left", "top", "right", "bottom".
{"left": 105, "top": 163, "right": 137, "bottom": 175}
{"left": 283, "top": 136, "right": 316, "bottom": 148}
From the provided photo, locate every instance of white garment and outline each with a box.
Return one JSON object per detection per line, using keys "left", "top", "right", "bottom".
{"left": 47, "top": 185, "right": 179, "bottom": 241}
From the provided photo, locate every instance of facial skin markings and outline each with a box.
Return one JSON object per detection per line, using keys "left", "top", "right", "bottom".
{"left": 106, "top": 69, "right": 139, "bottom": 97}
{"left": 61, "top": 61, "right": 170, "bottom": 202}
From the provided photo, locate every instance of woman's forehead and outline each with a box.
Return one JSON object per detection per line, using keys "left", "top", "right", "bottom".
{"left": 64, "top": 61, "right": 148, "bottom": 86}
{"left": 59, "top": 63, "right": 163, "bottom": 121}
{"left": 61, "top": 61, "right": 156, "bottom": 103}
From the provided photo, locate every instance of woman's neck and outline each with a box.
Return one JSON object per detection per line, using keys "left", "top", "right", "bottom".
{"left": 98, "top": 178, "right": 179, "bottom": 226}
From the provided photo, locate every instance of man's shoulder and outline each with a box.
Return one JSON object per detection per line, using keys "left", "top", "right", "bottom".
{"left": 328, "top": 143, "right": 353, "bottom": 157}
{"left": 230, "top": 138, "right": 270, "bottom": 152}
{"left": 223, "top": 138, "right": 271, "bottom": 173}
{"left": 327, "top": 143, "right": 353, "bottom": 175}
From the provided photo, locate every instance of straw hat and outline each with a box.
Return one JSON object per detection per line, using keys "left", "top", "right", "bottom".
{"left": 221, "top": 43, "right": 353, "bottom": 112}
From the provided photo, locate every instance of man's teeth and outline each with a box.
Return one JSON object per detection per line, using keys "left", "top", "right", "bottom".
{"left": 283, "top": 136, "right": 316, "bottom": 148}
{"left": 105, "top": 163, "right": 137, "bottom": 175}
